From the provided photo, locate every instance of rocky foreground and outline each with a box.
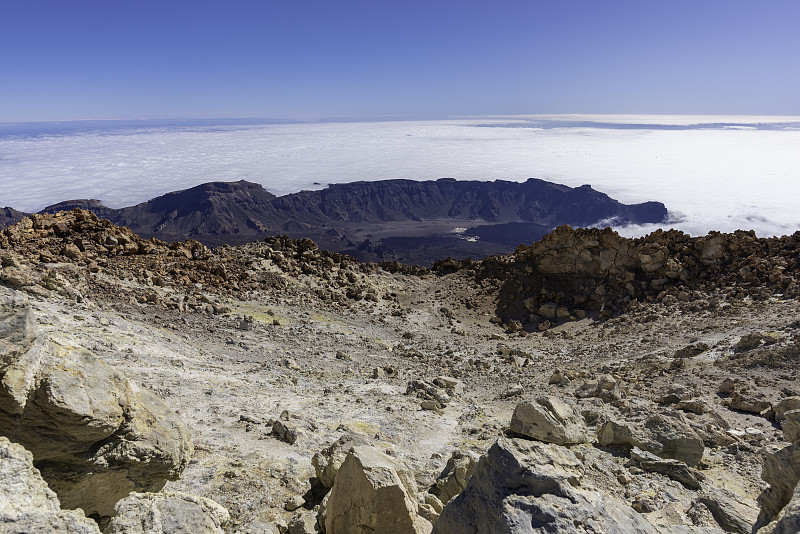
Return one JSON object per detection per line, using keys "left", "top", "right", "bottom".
{"left": 0, "top": 208, "right": 799, "bottom": 533}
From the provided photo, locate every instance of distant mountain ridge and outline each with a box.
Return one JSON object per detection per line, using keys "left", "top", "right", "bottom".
{"left": 2, "top": 178, "right": 668, "bottom": 264}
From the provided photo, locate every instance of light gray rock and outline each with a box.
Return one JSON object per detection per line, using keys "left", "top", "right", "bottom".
{"left": 756, "top": 482, "right": 800, "bottom": 534}
{"left": 286, "top": 512, "right": 318, "bottom": 534}
{"left": 630, "top": 447, "right": 703, "bottom": 490}
{"left": 418, "top": 493, "right": 444, "bottom": 525}
{"left": 233, "top": 517, "right": 281, "bottom": 534}
{"left": 0, "top": 299, "right": 193, "bottom": 519}
{"left": 430, "top": 449, "right": 479, "bottom": 505}
{"left": 324, "top": 445, "right": 432, "bottom": 534}
{"left": 432, "top": 438, "right": 658, "bottom": 534}
{"left": 698, "top": 487, "right": 758, "bottom": 534}
{"left": 575, "top": 374, "right": 622, "bottom": 402}
{"left": 0, "top": 436, "right": 100, "bottom": 533}
{"left": 774, "top": 397, "right": 800, "bottom": 422}
{"left": 725, "top": 392, "right": 771, "bottom": 415}
{"left": 782, "top": 410, "right": 800, "bottom": 443}
{"left": 433, "top": 376, "right": 463, "bottom": 395}
{"left": 510, "top": 396, "right": 589, "bottom": 445}
{"left": 756, "top": 442, "right": 800, "bottom": 529}
{"left": 106, "top": 491, "right": 229, "bottom": 534}
{"left": 284, "top": 495, "right": 305, "bottom": 512}
{"left": 598, "top": 414, "right": 705, "bottom": 466}
{"left": 311, "top": 432, "right": 370, "bottom": 489}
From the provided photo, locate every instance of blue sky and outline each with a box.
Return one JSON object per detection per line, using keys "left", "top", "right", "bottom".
{"left": 2, "top": 1, "right": 799, "bottom": 121}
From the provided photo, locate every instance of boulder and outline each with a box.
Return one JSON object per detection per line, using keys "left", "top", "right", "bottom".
{"left": 630, "top": 447, "right": 703, "bottom": 490}
{"left": 509, "top": 396, "right": 589, "bottom": 445}
{"left": 430, "top": 449, "right": 479, "bottom": 505}
{"left": 0, "top": 436, "right": 100, "bottom": 533}
{"left": 287, "top": 512, "right": 318, "bottom": 534}
{"left": 756, "top": 442, "right": 800, "bottom": 529}
{"left": 725, "top": 392, "right": 771, "bottom": 415}
{"left": 782, "top": 410, "right": 800, "bottom": 443}
{"left": 698, "top": 487, "right": 758, "bottom": 534}
{"left": 323, "top": 445, "right": 432, "bottom": 534}
{"left": 0, "top": 299, "right": 193, "bottom": 519}
{"left": 756, "top": 482, "right": 800, "bottom": 534}
{"left": 311, "top": 432, "right": 370, "bottom": 489}
{"left": 432, "top": 438, "right": 658, "bottom": 534}
{"left": 418, "top": 493, "right": 444, "bottom": 525}
{"left": 271, "top": 420, "right": 299, "bottom": 444}
{"left": 598, "top": 414, "right": 705, "bottom": 466}
{"left": 106, "top": 491, "right": 229, "bottom": 534}
{"left": 774, "top": 397, "right": 800, "bottom": 422}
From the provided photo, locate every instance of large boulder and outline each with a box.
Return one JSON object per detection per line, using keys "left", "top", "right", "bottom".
{"left": 698, "top": 487, "right": 758, "bottom": 534}
{"left": 509, "top": 396, "right": 589, "bottom": 445}
{"left": 756, "top": 482, "right": 800, "bottom": 534}
{"left": 0, "top": 299, "right": 193, "bottom": 519}
{"left": 756, "top": 442, "right": 800, "bottom": 529}
{"left": 432, "top": 438, "right": 658, "bottom": 534}
{"left": 598, "top": 414, "right": 705, "bottom": 466}
{"left": 0, "top": 436, "right": 100, "bottom": 533}
{"left": 323, "top": 445, "right": 432, "bottom": 534}
{"left": 106, "top": 491, "right": 230, "bottom": 534}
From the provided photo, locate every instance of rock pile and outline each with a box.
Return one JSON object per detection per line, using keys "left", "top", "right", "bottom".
{"left": 470, "top": 225, "right": 800, "bottom": 328}
{"left": 0, "top": 209, "right": 393, "bottom": 307}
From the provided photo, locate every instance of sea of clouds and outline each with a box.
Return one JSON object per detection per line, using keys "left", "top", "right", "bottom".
{"left": 1, "top": 114, "right": 799, "bottom": 238}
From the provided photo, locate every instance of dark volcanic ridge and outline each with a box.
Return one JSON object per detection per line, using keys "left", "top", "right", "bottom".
{"left": 1, "top": 178, "right": 668, "bottom": 265}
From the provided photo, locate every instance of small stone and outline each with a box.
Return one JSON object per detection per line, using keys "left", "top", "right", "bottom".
{"left": 272, "top": 420, "right": 298, "bottom": 444}
{"left": 284, "top": 495, "right": 305, "bottom": 512}
{"left": 673, "top": 342, "right": 709, "bottom": 358}
{"left": 718, "top": 378, "right": 737, "bottom": 395}
{"left": 500, "top": 384, "right": 524, "bottom": 399}
{"left": 421, "top": 400, "right": 442, "bottom": 411}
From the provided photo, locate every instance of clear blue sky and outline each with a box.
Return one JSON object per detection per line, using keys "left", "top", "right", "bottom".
{"left": 2, "top": 0, "right": 799, "bottom": 121}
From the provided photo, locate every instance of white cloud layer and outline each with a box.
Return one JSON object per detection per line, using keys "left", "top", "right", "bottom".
{"left": 1, "top": 115, "right": 799, "bottom": 238}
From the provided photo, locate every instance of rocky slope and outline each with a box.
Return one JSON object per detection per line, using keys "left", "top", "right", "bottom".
{"left": 3, "top": 178, "right": 668, "bottom": 264}
{"left": 0, "top": 210, "right": 799, "bottom": 533}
